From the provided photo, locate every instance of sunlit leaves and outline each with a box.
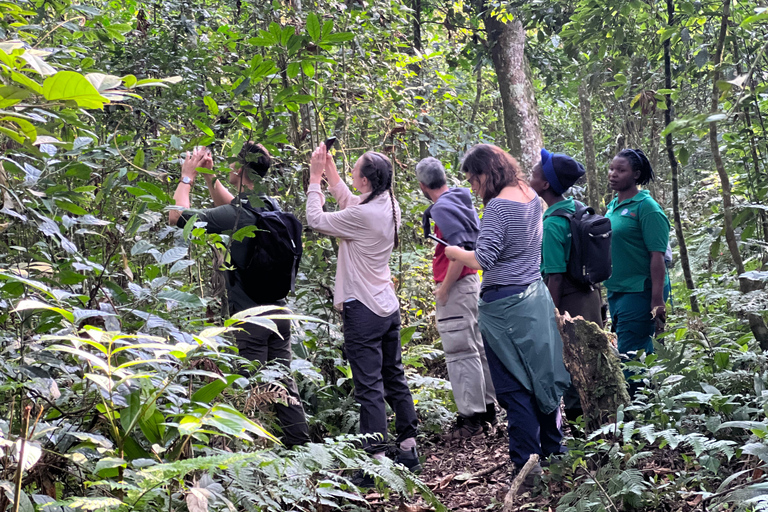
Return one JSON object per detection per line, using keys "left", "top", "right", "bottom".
{"left": 42, "top": 71, "right": 110, "bottom": 109}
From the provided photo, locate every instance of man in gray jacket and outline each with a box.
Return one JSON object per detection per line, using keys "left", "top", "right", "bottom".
{"left": 417, "top": 157, "right": 497, "bottom": 440}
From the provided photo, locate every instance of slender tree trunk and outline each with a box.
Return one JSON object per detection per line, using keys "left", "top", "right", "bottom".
{"left": 665, "top": 0, "right": 700, "bottom": 313}
{"left": 709, "top": 0, "right": 745, "bottom": 275}
{"left": 578, "top": 82, "right": 600, "bottom": 209}
{"left": 482, "top": 8, "right": 543, "bottom": 170}
{"left": 412, "top": 0, "right": 428, "bottom": 159}
{"left": 732, "top": 38, "right": 768, "bottom": 263}
{"left": 470, "top": 64, "right": 483, "bottom": 125}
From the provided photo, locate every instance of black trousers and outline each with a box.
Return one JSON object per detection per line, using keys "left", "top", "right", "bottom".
{"left": 235, "top": 317, "right": 310, "bottom": 448}
{"left": 342, "top": 300, "right": 419, "bottom": 454}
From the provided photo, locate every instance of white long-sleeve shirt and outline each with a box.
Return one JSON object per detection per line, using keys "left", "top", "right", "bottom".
{"left": 306, "top": 181, "right": 401, "bottom": 317}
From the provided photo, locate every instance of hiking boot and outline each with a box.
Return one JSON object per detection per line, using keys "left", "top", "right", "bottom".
{"left": 394, "top": 446, "right": 423, "bottom": 473}
{"left": 510, "top": 462, "right": 543, "bottom": 495}
{"left": 441, "top": 415, "right": 483, "bottom": 443}
{"left": 350, "top": 469, "right": 375, "bottom": 489}
{"left": 479, "top": 403, "right": 498, "bottom": 432}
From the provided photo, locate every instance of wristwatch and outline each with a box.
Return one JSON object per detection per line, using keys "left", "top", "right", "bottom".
{"left": 180, "top": 176, "right": 193, "bottom": 185}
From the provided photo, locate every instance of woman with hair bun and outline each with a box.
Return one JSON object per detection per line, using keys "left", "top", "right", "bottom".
{"left": 444, "top": 144, "right": 569, "bottom": 492}
{"left": 306, "top": 145, "right": 420, "bottom": 487}
{"left": 605, "top": 148, "right": 670, "bottom": 368}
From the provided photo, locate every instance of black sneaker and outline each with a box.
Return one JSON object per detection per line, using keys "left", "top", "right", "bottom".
{"left": 479, "top": 403, "right": 498, "bottom": 431}
{"left": 350, "top": 469, "right": 375, "bottom": 489}
{"left": 394, "top": 446, "right": 423, "bottom": 473}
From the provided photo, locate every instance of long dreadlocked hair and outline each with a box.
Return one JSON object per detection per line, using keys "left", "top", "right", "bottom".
{"left": 358, "top": 151, "right": 399, "bottom": 249}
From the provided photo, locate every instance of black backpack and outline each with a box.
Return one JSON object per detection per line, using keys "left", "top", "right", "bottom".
{"left": 550, "top": 202, "right": 612, "bottom": 288}
{"left": 235, "top": 198, "right": 303, "bottom": 304}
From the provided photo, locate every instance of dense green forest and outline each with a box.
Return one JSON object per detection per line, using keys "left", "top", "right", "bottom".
{"left": 1, "top": 0, "right": 768, "bottom": 510}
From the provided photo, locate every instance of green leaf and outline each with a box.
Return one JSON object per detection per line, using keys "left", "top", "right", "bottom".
{"left": 306, "top": 13, "right": 321, "bottom": 42}
{"left": 42, "top": 71, "right": 110, "bottom": 109}
{"left": 11, "top": 72, "right": 43, "bottom": 94}
{"left": 191, "top": 374, "right": 242, "bottom": 404}
{"left": 0, "top": 116, "right": 36, "bottom": 141}
{"left": 133, "top": 148, "right": 145, "bottom": 168}
{"left": 232, "top": 225, "right": 260, "bottom": 242}
{"left": 287, "top": 62, "right": 300, "bottom": 79}
{"left": 325, "top": 32, "right": 354, "bottom": 43}
{"left": 193, "top": 119, "right": 214, "bottom": 137}
{"left": 157, "top": 289, "right": 204, "bottom": 306}
{"left": 55, "top": 199, "right": 87, "bottom": 216}
{"left": 281, "top": 26, "right": 295, "bottom": 46}
{"left": 400, "top": 325, "right": 417, "bottom": 346}
{"left": 677, "top": 146, "right": 689, "bottom": 166}
{"left": 95, "top": 457, "right": 126, "bottom": 476}
{"left": 14, "top": 299, "right": 74, "bottom": 323}
{"left": 322, "top": 19, "right": 333, "bottom": 40}
{"left": 203, "top": 96, "right": 219, "bottom": 115}
{"left": 248, "top": 29, "right": 277, "bottom": 47}
{"left": 301, "top": 59, "right": 315, "bottom": 78}
{"left": 136, "top": 181, "right": 170, "bottom": 203}
{"left": 159, "top": 246, "right": 188, "bottom": 265}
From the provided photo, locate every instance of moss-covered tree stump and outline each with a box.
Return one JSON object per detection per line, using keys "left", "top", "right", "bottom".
{"left": 556, "top": 312, "right": 630, "bottom": 431}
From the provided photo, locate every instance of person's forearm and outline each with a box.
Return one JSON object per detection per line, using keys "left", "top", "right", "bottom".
{"left": 650, "top": 252, "right": 666, "bottom": 306}
{"left": 169, "top": 182, "right": 192, "bottom": 225}
{"left": 547, "top": 273, "right": 564, "bottom": 312}
{"left": 453, "top": 249, "right": 483, "bottom": 270}
{"left": 440, "top": 259, "right": 464, "bottom": 296}
{"left": 205, "top": 176, "right": 234, "bottom": 206}
{"left": 325, "top": 158, "right": 342, "bottom": 187}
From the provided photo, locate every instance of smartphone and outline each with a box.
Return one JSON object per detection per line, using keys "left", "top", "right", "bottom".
{"left": 324, "top": 136, "right": 337, "bottom": 151}
{"left": 428, "top": 234, "right": 449, "bottom": 246}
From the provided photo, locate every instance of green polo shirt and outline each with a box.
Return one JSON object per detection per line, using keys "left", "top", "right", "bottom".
{"left": 604, "top": 190, "right": 670, "bottom": 293}
{"left": 540, "top": 197, "right": 575, "bottom": 276}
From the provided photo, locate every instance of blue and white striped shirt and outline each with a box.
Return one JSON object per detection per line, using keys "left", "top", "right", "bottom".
{"left": 475, "top": 197, "right": 542, "bottom": 290}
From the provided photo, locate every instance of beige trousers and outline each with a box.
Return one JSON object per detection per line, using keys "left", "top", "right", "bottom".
{"left": 436, "top": 274, "right": 496, "bottom": 417}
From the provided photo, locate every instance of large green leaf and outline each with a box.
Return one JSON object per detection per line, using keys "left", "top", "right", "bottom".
{"left": 191, "top": 374, "right": 242, "bottom": 404}
{"left": 306, "top": 12, "right": 321, "bottom": 41}
{"left": 42, "top": 71, "right": 110, "bottom": 109}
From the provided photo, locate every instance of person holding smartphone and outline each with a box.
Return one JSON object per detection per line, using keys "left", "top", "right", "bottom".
{"left": 169, "top": 143, "right": 311, "bottom": 448}
{"left": 416, "top": 157, "right": 497, "bottom": 442}
{"left": 444, "top": 144, "right": 570, "bottom": 493}
{"left": 305, "top": 144, "right": 420, "bottom": 487}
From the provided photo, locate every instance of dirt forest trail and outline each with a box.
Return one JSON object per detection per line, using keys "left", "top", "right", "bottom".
{"left": 365, "top": 426, "right": 563, "bottom": 511}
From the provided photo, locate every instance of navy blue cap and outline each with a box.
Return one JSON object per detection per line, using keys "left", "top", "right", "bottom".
{"left": 540, "top": 148, "right": 586, "bottom": 195}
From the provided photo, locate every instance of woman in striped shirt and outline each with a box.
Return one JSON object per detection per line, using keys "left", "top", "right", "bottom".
{"left": 445, "top": 144, "right": 570, "bottom": 492}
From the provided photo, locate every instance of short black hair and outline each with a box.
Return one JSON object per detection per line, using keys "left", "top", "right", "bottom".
{"left": 238, "top": 141, "right": 271, "bottom": 179}
{"left": 617, "top": 148, "right": 655, "bottom": 185}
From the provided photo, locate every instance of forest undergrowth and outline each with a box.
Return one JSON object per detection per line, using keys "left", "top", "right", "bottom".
{"left": 2, "top": 0, "right": 768, "bottom": 511}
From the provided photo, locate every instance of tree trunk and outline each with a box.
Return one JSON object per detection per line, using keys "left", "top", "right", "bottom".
{"left": 665, "top": 0, "right": 700, "bottom": 313}
{"left": 412, "top": 0, "right": 428, "bottom": 159}
{"left": 578, "top": 82, "right": 600, "bottom": 209}
{"left": 470, "top": 64, "right": 483, "bottom": 125}
{"left": 709, "top": 0, "right": 745, "bottom": 275}
{"left": 556, "top": 313, "right": 630, "bottom": 432}
{"left": 482, "top": 9, "right": 543, "bottom": 170}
